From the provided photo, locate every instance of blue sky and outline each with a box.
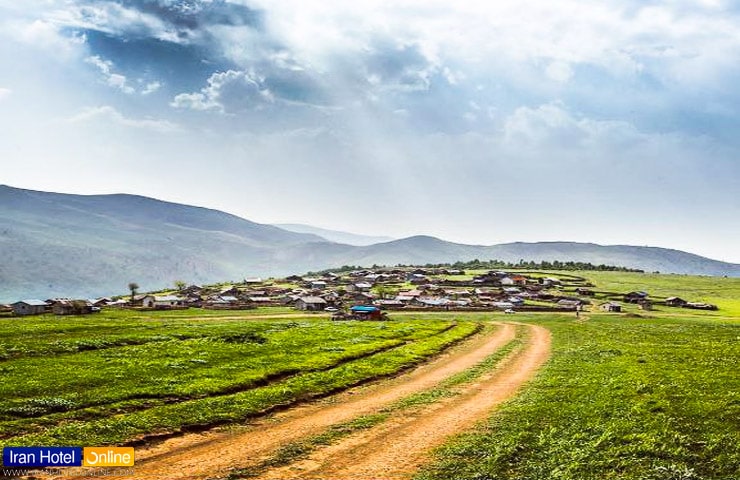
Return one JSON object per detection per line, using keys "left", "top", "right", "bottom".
{"left": 1, "top": 0, "right": 739, "bottom": 262}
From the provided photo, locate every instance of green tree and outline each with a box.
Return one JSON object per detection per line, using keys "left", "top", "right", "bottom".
{"left": 128, "top": 282, "right": 139, "bottom": 303}
{"left": 174, "top": 280, "right": 186, "bottom": 292}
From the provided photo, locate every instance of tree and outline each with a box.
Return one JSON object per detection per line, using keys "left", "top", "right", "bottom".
{"left": 128, "top": 282, "right": 139, "bottom": 303}
{"left": 174, "top": 280, "right": 186, "bottom": 292}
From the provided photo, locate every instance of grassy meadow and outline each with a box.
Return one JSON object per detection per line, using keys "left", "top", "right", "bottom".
{"left": 0, "top": 271, "right": 738, "bottom": 480}
{"left": 0, "top": 310, "right": 478, "bottom": 446}
{"left": 416, "top": 273, "right": 740, "bottom": 480}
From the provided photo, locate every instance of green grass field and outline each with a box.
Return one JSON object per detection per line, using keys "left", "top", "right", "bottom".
{"left": 416, "top": 314, "right": 739, "bottom": 480}
{"left": 0, "top": 311, "right": 478, "bottom": 446}
{"left": 415, "top": 272, "right": 740, "bottom": 480}
{"left": 1, "top": 271, "right": 738, "bottom": 479}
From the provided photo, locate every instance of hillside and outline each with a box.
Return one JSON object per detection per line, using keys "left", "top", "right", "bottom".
{"left": 281, "top": 237, "right": 740, "bottom": 277}
{"left": 274, "top": 223, "right": 395, "bottom": 246}
{"left": 1, "top": 185, "right": 739, "bottom": 301}
{"left": 0, "top": 185, "right": 322, "bottom": 301}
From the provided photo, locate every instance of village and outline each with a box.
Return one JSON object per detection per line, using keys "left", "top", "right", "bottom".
{"left": 2, "top": 267, "right": 718, "bottom": 318}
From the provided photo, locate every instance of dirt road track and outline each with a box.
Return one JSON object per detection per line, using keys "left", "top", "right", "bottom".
{"left": 116, "top": 323, "right": 519, "bottom": 480}
{"left": 258, "top": 324, "right": 551, "bottom": 480}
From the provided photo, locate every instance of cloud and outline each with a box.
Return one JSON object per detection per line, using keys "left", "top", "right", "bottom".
{"left": 0, "top": 17, "right": 86, "bottom": 58}
{"left": 0, "top": 88, "right": 11, "bottom": 100}
{"left": 171, "top": 70, "right": 272, "bottom": 112}
{"left": 66, "top": 105, "right": 180, "bottom": 132}
{"left": 141, "top": 80, "right": 162, "bottom": 95}
{"left": 44, "top": 0, "right": 262, "bottom": 46}
{"left": 85, "top": 55, "right": 135, "bottom": 94}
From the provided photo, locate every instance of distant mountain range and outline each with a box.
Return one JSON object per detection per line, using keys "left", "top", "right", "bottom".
{"left": 273, "top": 224, "right": 395, "bottom": 246}
{"left": 1, "top": 185, "right": 739, "bottom": 301}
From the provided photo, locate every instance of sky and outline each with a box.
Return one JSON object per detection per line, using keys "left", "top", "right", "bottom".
{"left": 0, "top": 0, "right": 739, "bottom": 262}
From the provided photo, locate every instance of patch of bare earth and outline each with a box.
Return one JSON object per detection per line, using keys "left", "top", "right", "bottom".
{"left": 258, "top": 323, "right": 551, "bottom": 480}
{"left": 100, "top": 322, "right": 518, "bottom": 480}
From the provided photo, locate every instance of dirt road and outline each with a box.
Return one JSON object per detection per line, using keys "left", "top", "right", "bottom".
{"left": 258, "top": 324, "right": 550, "bottom": 480}
{"left": 111, "top": 323, "right": 521, "bottom": 480}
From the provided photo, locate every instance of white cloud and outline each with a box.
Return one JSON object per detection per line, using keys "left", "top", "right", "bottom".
{"left": 0, "top": 18, "right": 85, "bottom": 59}
{"left": 46, "top": 2, "right": 182, "bottom": 44}
{"left": 246, "top": 0, "right": 740, "bottom": 99}
{"left": 85, "top": 55, "right": 135, "bottom": 94}
{"left": 141, "top": 81, "right": 162, "bottom": 95}
{"left": 171, "top": 70, "right": 273, "bottom": 112}
{"left": 66, "top": 106, "right": 180, "bottom": 133}
{"left": 0, "top": 87, "right": 11, "bottom": 100}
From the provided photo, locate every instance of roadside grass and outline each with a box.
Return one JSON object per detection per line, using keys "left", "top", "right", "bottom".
{"left": 416, "top": 314, "right": 740, "bottom": 480}
{"left": 1, "top": 319, "right": 480, "bottom": 447}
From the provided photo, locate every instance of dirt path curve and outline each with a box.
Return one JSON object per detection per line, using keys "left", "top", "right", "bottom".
{"left": 259, "top": 324, "right": 551, "bottom": 480}
{"left": 119, "top": 323, "right": 518, "bottom": 480}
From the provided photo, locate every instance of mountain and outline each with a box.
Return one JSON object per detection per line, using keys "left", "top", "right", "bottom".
{"left": 0, "top": 185, "right": 323, "bottom": 301}
{"left": 1, "top": 185, "right": 739, "bottom": 301}
{"left": 277, "top": 236, "right": 740, "bottom": 278}
{"left": 274, "top": 223, "right": 395, "bottom": 246}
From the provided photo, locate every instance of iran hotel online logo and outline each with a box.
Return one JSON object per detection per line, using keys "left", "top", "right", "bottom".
{"left": 3, "top": 446, "right": 134, "bottom": 467}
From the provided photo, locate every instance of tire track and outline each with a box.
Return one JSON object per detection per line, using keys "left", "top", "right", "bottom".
{"left": 258, "top": 324, "right": 551, "bottom": 480}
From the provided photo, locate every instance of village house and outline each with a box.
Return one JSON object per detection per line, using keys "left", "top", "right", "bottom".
{"left": 665, "top": 297, "right": 688, "bottom": 307}
{"left": 352, "top": 282, "right": 373, "bottom": 292}
{"left": 502, "top": 275, "right": 528, "bottom": 286}
{"left": 248, "top": 296, "right": 273, "bottom": 305}
{"left": 557, "top": 299, "right": 582, "bottom": 310}
{"left": 219, "top": 286, "right": 241, "bottom": 297}
{"left": 295, "top": 296, "right": 328, "bottom": 311}
{"left": 91, "top": 297, "right": 112, "bottom": 307}
{"left": 154, "top": 295, "right": 186, "bottom": 308}
{"left": 374, "top": 299, "right": 405, "bottom": 309}
{"left": 474, "top": 287, "right": 496, "bottom": 296}
{"left": 321, "top": 291, "right": 341, "bottom": 303}
{"left": 492, "top": 301, "right": 515, "bottom": 310}
{"left": 203, "top": 295, "right": 246, "bottom": 309}
{"left": 638, "top": 300, "right": 653, "bottom": 311}
{"left": 51, "top": 299, "right": 96, "bottom": 315}
{"left": 12, "top": 299, "right": 49, "bottom": 316}
{"left": 346, "top": 291, "right": 375, "bottom": 305}
{"left": 684, "top": 302, "right": 718, "bottom": 311}
{"left": 624, "top": 291, "right": 648, "bottom": 303}
{"left": 131, "top": 294, "right": 156, "bottom": 308}
{"left": 508, "top": 296, "right": 525, "bottom": 306}
{"left": 350, "top": 305, "right": 383, "bottom": 320}
{"left": 395, "top": 294, "right": 416, "bottom": 304}
{"left": 106, "top": 299, "right": 129, "bottom": 308}
{"left": 413, "top": 297, "right": 451, "bottom": 308}
{"left": 600, "top": 301, "right": 622, "bottom": 312}
{"left": 181, "top": 285, "right": 203, "bottom": 296}
{"left": 576, "top": 288, "right": 595, "bottom": 296}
